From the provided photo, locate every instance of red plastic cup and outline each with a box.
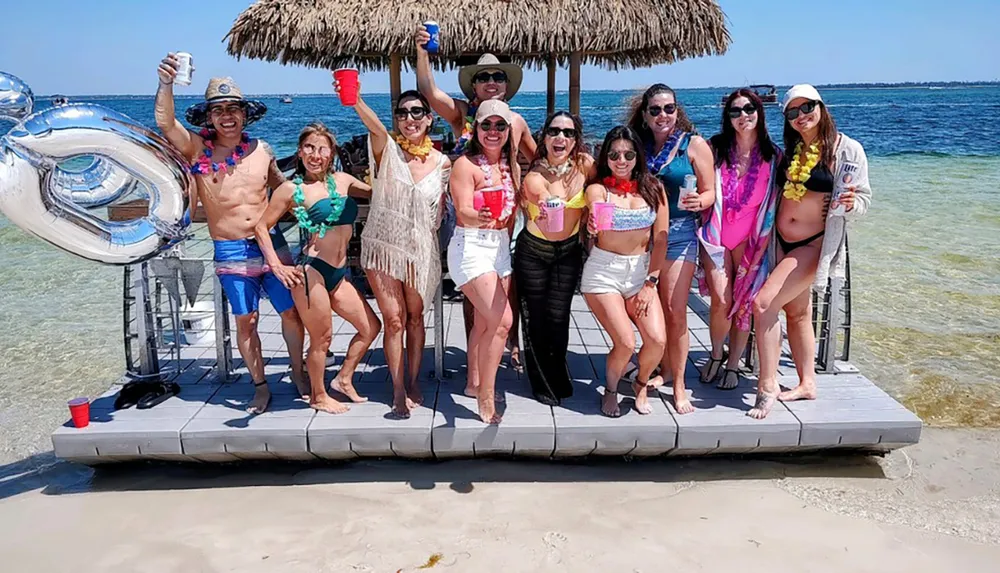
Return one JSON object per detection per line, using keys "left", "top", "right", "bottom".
{"left": 334, "top": 68, "right": 359, "bottom": 106}
{"left": 481, "top": 186, "right": 504, "bottom": 220}
{"left": 68, "top": 397, "right": 90, "bottom": 428}
{"left": 591, "top": 201, "right": 615, "bottom": 231}
{"left": 473, "top": 191, "right": 485, "bottom": 211}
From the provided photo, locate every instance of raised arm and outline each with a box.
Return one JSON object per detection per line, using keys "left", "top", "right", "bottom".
{"left": 334, "top": 76, "right": 390, "bottom": 169}
{"left": 414, "top": 25, "right": 464, "bottom": 128}
{"left": 254, "top": 182, "right": 301, "bottom": 288}
{"left": 155, "top": 53, "right": 201, "bottom": 161}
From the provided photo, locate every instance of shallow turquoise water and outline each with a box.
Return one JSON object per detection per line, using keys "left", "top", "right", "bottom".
{"left": 1, "top": 87, "right": 998, "bottom": 462}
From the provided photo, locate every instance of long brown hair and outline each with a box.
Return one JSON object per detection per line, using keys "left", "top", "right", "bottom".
{"left": 530, "top": 111, "right": 586, "bottom": 173}
{"left": 782, "top": 101, "right": 838, "bottom": 169}
{"left": 294, "top": 122, "right": 338, "bottom": 177}
{"left": 711, "top": 89, "right": 778, "bottom": 167}
{"left": 464, "top": 116, "right": 521, "bottom": 191}
{"left": 595, "top": 126, "right": 664, "bottom": 211}
{"left": 626, "top": 83, "right": 695, "bottom": 146}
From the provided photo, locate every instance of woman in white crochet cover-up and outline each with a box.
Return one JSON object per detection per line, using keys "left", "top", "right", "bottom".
{"left": 335, "top": 77, "right": 451, "bottom": 420}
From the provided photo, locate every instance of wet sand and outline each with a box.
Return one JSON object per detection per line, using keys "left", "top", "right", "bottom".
{"left": 1, "top": 427, "right": 999, "bottom": 572}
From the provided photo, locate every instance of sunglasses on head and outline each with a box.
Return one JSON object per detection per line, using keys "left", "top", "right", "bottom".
{"left": 727, "top": 103, "right": 758, "bottom": 119}
{"left": 473, "top": 71, "right": 508, "bottom": 84}
{"left": 784, "top": 100, "right": 819, "bottom": 121}
{"left": 479, "top": 120, "right": 508, "bottom": 132}
{"left": 394, "top": 106, "right": 430, "bottom": 120}
{"left": 608, "top": 150, "right": 637, "bottom": 161}
{"left": 646, "top": 103, "right": 677, "bottom": 117}
{"left": 545, "top": 127, "right": 577, "bottom": 139}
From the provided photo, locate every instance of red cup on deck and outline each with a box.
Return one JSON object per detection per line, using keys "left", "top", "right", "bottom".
{"left": 480, "top": 186, "right": 504, "bottom": 220}
{"left": 68, "top": 397, "right": 90, "bottom": 428}
{"left": 334, "top": 68, "right": 360, "bottom": 106}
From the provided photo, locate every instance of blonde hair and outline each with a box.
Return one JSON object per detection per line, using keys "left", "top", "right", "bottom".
{"left": 295, "top": 122, "right": 338, "bottom": 176}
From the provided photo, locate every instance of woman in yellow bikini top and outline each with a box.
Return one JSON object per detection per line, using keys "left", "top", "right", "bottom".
{"left": 515, "top": 111, "right": 595, "bottom": 406}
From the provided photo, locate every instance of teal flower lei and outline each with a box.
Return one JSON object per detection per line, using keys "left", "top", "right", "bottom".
{"left": 291, "top": 174, "right": 345, "bottom": 238}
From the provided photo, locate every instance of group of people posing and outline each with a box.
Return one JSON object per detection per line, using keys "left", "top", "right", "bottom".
{"left": 153, "top": 25, "right": 871, "bottom": 424}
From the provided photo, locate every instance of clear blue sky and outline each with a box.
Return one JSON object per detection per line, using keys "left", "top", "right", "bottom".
{"left": 1, "top": 0, "right": 997, "bottom": 95}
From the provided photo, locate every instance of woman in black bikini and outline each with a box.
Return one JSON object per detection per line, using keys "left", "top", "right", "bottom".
{"left": 748, "top": 85, "right": 871, "bottom": 419}
{"left": 255, "top": 123, "right": 382, "bottom": 415}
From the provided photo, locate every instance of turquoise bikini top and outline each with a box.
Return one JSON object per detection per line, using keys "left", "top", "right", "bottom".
{"left": 605, "top": 187, "right": 657, "bottom": 232}
{"left": 292, "top": 175, "right": 358, "bottom": 238}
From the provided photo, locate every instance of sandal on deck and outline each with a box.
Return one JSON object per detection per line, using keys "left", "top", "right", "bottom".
{"left": 699, "top": 352, "right": 727, "bottom": 384}
{"left": 716, "top": 369, "right": 740, "bottom": 390}
{"left": 247, "top": 380, "right": 271, "bottom": 415}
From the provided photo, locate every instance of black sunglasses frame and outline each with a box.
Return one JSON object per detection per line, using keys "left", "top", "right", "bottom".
{"left": 727, "top": 103, "right": 758, "bottom": 119}
{"left": 544, "top": 127, "right": 578, "bottom": 139}
{"left": 784, "top": 100, "right": 819, "bottom": 121}
{"left": 394, "top": 107, "right": 430, "bottom": 120}
{"left": 473, "top": 71, "right": 508, "bottom": 84}
{"left": 479, "top": 120, "right": 509, "bottom": 132}
{"left": 608, "top": 150, "right": 637, "bottom": 161}
{"left": 646, "top": 104, "right": 678, "bottom": 117}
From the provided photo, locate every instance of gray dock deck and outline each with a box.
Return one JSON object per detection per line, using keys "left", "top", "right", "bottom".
{"left": 51, "top": 293, "right": 922, "bottom": 464}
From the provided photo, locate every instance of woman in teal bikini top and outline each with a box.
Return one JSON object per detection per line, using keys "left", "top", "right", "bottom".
{"left": 254, "top": 122, "right": 380, "bottom": 416}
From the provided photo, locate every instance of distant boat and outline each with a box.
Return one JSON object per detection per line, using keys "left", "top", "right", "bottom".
{"left": 281, "top": 95, "right": 293, "bottom": 104}
{"left": 721, "top": 84, "right": 778, "bottom": 105}
{"left": 51, "top": 95, "right": 69, "bottom": 106}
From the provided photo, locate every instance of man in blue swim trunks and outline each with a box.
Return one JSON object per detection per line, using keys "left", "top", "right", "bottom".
{"left": 155, "top": 55, "right": 307, "bottom": 414}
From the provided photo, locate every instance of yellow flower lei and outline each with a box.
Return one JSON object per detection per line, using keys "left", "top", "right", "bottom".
{"left": 783, "top": 141, "right": 821, "bottom": 201}
{"left": 395, "top": 134, "right": 434, "bottom": 159}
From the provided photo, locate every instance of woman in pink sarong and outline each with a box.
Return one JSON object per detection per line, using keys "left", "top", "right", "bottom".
{"left": 697, "top": 89, "right": 781, "bottom": 390}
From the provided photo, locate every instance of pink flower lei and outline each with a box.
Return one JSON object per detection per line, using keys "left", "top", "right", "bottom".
{"left": 474, "top": 153, "right": 515, "bottom": 221}
{"left": 190, "top": 129, "right": 251, "bottom": 175}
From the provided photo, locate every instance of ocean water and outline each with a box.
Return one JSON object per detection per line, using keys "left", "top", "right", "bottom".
{"left": 1, "top": 86, "right": 999, "bottom": 462}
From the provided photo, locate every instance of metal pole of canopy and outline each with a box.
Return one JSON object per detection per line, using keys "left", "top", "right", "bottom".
{"left": 569, "top": 52, "right": 582, "bottom": 116}
{"left": 390, "top": 54, "right": 402, "bottom": 109}
{"left": 546, "top": 56, "right": 556, "bottom": 116}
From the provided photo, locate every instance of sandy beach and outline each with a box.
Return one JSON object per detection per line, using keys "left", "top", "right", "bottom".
{"left": 1, "top": 427, "right": 997, "bottom": 572}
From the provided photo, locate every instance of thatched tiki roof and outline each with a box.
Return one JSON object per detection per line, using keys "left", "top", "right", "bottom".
{"left": 225, "top": 0, "right": 730, "bottom": 113}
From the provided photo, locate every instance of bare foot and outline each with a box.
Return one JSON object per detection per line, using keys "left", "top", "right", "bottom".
{"left": 672, "top": 381, "right": 695, "bottom": 414}
{"left": 747, "top": 390, "right": 777, "bottom": 419}
{"left": 601, "top": 389, "right": 621, "bottom": 417}
{"left": 477, "top": 399, "right": 501, "bottom": 424}
{"left": 464, "top": 383, "right": 479, "bottom": 398}
{"left": 311, "top": 394, "right": 349, "bottom": 415}
{"left": 247, "top": 382, "right": 271, "bottom": 415}
{"left": 291, "top": 373, "right": 310, "bottom": 399}
{"left": 391, "top": 392, "right": 411, "bottom": 419}
{"left": 778, "top": 383, "right": 817, "bottom": 402}
{"left": 632, "top": 382, "right": 653, "bottom": 415}
{"left": 406, "top": 380, "right": 423, "bottom": 408}
{"left": 645, "top": 375, "right": 665, "bottom": 390}
{"left": 331, "top": 377, "right": 368, "bottom": 403}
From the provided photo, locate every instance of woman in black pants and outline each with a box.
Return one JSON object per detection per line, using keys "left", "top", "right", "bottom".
{"left": 515, "top": 111, "right": 595, "bottom": 405}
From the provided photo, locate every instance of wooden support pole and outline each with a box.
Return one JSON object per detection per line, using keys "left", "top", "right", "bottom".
{"left": 390, "top": 54, "right": 402, "bottom": 109}
{"left": 546, "top": 55, "right": 556, "bottom": 116}
{"left": 569, "top": 51, "right": 581, "bottom": 116}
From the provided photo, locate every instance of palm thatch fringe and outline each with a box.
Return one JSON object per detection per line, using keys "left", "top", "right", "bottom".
{"left": 226, "top": 0, "right": 730, "bottom": 72}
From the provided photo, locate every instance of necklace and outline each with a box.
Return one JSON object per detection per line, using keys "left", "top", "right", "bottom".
{"left": 395, "top": 134, "right": 433, "bottom": 159}
{"left": 473, "top": 153, "right": 515, "bottom": 220}
{"left": 540, "top": 158, "right": 574, "bottom": 177}
{"left": 645, "top": 130, "right": 685, "bottom": 175}
{"left": 603, "top": 176, "right": 638, "bottom": 196}
{"left": 783, "top": 140, "right": 821, "bottom": 201}
{"left": 723, "top": 145, "right": 763, "bottom": 222}
{"left": 291, "top": 174, "right": 345, "bottom": 238}
{"left": 191, "top": 130, "right": 250, "bottom": 176}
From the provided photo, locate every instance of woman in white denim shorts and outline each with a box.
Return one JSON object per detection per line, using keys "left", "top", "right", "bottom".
{"left": 581, "top": 126, "right": 670, "bottom": 418}
{"left": 446, "top": 100, "right": 520, "bottom": 425}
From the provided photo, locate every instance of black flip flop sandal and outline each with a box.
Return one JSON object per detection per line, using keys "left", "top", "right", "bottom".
{"left": 137, "top": 382, "right": 181, "bottom": 410}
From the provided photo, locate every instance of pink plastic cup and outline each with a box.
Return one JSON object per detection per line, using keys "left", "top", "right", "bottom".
{"left": 68, "top": 397, "right": 90, "bottom": 428}
{"left": 591, "top": 201, "right": 614, "bottom": 231}
{"left": 481, "top": 187, "right": 504, "bottom": 220}
{"left": 540, "top": 202, "right": 565, "bottom": 233}
{"left": 334, "top": 68, "right": 360, "bottom": 106}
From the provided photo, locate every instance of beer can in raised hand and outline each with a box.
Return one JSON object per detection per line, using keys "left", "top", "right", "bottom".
{"left": 424, "top": 21, "right": 440, "bottom": 54}
{"left": 174, "top": 52, "right": 193, "bottom": 86}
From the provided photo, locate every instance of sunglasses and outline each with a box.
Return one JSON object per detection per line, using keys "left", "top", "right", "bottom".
{"left": 473, "top": 71, "right": 508, "bottom": 84}
{"left": 208, "top": 104, "right": 244, "bottom": 116}
{"left": 646, "top": 104, "right": 677, "bottom": 117}
{"left": 608, "top": 150, "right": 637, "bottom": 161}
{"left": 394, "top": 107, "right": 430, "bottom": 120}
{"left": 727, "top": 103, "right": 758, "bottom": 119}
{"left": 479, "top": 120, "right": 508, "bottom": 132}
{"left": 784, "top": 100, "right": 819, "bottom": 121}
{"left": 301, "top": 143, "right": 333, "bottom": 158}
{"left": 545, "top": 127, "right": 577, "bottom": 138}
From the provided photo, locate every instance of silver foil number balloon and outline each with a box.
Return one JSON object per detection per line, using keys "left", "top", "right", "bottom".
{"left": 0, "top": 72, "right": 33, "bottom": 123}
{"left": 0, "top": 103, "right": 192, "bottom": 265}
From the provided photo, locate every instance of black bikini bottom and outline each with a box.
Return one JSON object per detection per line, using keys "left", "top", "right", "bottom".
{"left": 777, "top": 230, "right": 825, "bottom": 254}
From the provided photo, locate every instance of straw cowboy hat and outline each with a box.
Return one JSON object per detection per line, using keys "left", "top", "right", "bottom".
{"left": 458, "top": 54, "right": 523, "bottom": 102}
{"left": 185, "top": 77, "right": 267, "bottom": 128}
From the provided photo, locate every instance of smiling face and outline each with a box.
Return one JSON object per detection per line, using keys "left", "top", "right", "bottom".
{"left": 543, "top": 115, "right": 577, "bottom": 164}
{"left": 297, "top": 133, "right": 335, "bottom": 177}
{"left": 785, "top": 97, "right": 822, "bottom": 135}
{"left": 207, "top": 102, "right": 246, "bottom": 138}
{"left": 394, "top": 95, "right": 432, "bottom": 142}
{"left": 476, "top": 114, "right": 510, "bottom": 152}
{"left": 607, "top": 138, "right": 637, "bottom": 180}
{"left": 643, "top": 92, "right": 678, "bottom": 137}
{"left": 729, "top": 95, "right": 758, "bottom": 135}
{"left": 473, "top": 68, "right": 508, "bottom": 101}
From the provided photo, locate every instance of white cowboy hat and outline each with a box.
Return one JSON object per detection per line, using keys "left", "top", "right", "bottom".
{"left": 458, "top": 54, "right": 523, "bottom": 102}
